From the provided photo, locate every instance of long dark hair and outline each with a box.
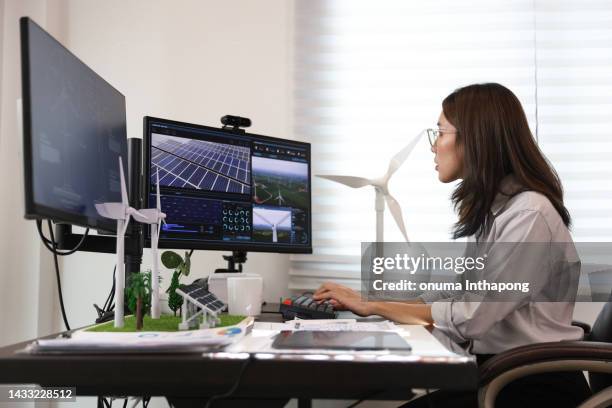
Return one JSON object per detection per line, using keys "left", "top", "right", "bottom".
{"left": 443, "top": 83, "right": 571, "bottom": 239}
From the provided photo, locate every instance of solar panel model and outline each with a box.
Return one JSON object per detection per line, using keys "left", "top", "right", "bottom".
{"left": 175, "top": 282, "right": 227, "bottom": 329}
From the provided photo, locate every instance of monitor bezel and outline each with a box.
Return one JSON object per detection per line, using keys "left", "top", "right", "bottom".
{"left": 20, "top": 17, "right": 127, "bottom": 232}
{"left": 143, "top": 116, "right": 313, "bottom": 254}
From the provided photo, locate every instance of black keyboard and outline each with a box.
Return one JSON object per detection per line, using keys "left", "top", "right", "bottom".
{"left": 279, "top": 293, "right": 337, "bottom": 320}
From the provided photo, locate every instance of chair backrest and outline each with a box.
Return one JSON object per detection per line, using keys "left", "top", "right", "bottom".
{"left": 586, "top": 299, "right": 612, "bottom": 393}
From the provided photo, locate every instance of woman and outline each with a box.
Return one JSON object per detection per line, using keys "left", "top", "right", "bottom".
{"left": 313, "top": 83, "right": 590, "bottom": 407}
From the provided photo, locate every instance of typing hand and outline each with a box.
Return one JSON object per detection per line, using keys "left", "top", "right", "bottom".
{"left": 313, "top": 282, "right": 372, "bottom": 317}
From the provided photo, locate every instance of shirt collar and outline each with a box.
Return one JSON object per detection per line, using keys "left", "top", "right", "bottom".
{"left": 490, "top": 174, "right": 525, "bottom": 216}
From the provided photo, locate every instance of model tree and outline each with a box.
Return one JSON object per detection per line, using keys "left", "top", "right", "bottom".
{"left": 162, "top": 250, "right": 191, "bottom": 316}
{"left": 126, "top": 270, "right": 151, "bottom": 330}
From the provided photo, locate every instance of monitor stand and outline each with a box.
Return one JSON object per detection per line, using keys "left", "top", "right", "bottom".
{"left": 214, "top": 251, "right": 247, "bottom": 273}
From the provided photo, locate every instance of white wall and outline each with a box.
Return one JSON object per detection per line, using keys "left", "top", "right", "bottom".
{"left": 0, "top": 0, "right": 66, "bottom": 349}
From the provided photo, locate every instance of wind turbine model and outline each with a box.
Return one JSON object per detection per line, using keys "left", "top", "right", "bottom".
{"left": 317, "top": 130, "right": 424, "bottom": 243}
{"left": 132, "top": 169, "right": 166, "bottom": 319}
{"left": 254, "top": 210, "right": 291, "bottom": 243}
{"left": 95, "top": 157, "right": 145, "bottom": 328}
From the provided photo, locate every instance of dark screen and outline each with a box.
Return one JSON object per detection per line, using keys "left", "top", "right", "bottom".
{"left": 20, "top": 18, "right": 127, "bottom": 231}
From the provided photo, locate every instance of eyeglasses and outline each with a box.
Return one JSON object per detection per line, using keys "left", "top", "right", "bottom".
{"left": 427, "top": 128, "right": 458, "bottom": 147}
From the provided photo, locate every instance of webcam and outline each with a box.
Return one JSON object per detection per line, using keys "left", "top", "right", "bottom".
{"left": 221, "top": 115, "right": 251, "bottom": 129}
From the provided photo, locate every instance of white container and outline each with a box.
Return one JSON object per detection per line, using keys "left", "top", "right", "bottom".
{"left": 208, "top": 272, "right": 261, "bottom": 304}
{"left": 226, "top": 275, "right": 263, "bottom": 316}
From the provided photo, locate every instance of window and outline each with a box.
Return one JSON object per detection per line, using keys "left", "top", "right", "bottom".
{"left": 290, "top": 0, "right": 612, "bottom": 290}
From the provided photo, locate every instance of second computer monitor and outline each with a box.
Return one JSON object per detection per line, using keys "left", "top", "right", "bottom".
{"left": 143, "top": 117, "right": 312, "bottom": 253}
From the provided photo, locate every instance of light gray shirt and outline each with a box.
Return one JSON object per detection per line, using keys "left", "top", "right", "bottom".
{"left": 423, "top": 175, "right": 583, "bottom": 354}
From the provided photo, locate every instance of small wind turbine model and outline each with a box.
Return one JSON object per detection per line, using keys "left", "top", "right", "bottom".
{"left": 254, "top": 210, "right": 291, "bottom": 243}
{"left": 95, "top": 157, "right": 145, "bottom": 328}
{"left": 132, "top": 169, "right": 166, "bottom": 319}
{"left": 317, "top": 130, "right": 424, "bottom": 243}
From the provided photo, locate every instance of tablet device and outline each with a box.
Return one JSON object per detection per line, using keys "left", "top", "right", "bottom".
{"left": 271, "top": 330, "right": 412, "bottom": 351}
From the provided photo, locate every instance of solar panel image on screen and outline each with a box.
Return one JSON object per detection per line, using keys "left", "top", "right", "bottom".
{"left": 151, "top": 134, "right": 251, "bottom": 195}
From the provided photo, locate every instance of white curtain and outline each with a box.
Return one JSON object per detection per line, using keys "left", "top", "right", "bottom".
{"left": 290, "top": 0, "right": 612, "bottom": 291}
{"left": 535, "top": 1, "right": 612, "bottom": 241}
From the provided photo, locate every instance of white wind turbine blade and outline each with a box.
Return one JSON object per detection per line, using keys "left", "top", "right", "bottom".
{"left": 384, "top": 193, "right": 409, "bottom": 242}
{"left": 317, "top": 175, "right": 372, "bottom": 188}
{"left": 95, "top": 202, "right": 125, "bottom": 219}
{"left": 156, "top": 168, "right": 161, "bottom": 210}
{"left": 386, "top": 129, "right": 424, "bottom": 178}
{"left": 121, "top": 212, "right": 132, "bottom": 236}
{"left": 119, "top": 156, "right": 129, "bottom": 206}
{"left": 156, "top": 169, "right": 166, "bottom": 224}
{"left": 131, "top": 208, "right": 158, "bottom": 223}
{"left": 122, "top": 208, "right": 146, "bottom": 236}
{"left": 254, "top": 211, "right": 274, "bottom": 226}
{"left": 278, "top": 211, "right": 291, "bottom": 225}
{"left": 127, "top": 207, "right": 146, "bottom": 219}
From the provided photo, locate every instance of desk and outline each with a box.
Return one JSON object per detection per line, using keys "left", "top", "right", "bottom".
{"left": 0, "top": 309, "right": 477, "bottom": 407}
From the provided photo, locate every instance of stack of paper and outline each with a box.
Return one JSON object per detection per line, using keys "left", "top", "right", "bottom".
{"left": 281, "top": 319, "right": 401, "bottom": 332}
{"left": 24, "top": 318, "right": 254, "bottom": 354}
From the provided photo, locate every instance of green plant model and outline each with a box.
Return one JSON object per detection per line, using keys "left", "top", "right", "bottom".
{"left": 126, "top": 270, "right": 151, "bottom": 330}
{"left": 162, "top": 250, "right": 191, "bottom": 316}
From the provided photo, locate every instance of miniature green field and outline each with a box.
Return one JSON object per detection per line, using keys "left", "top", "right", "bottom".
{"left": 86, "top": 314, "right": 246, "bottom": 332}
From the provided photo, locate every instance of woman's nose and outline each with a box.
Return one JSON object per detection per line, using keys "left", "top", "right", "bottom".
{"left": 430, "top": 143, "right": 436, "bottom": 153}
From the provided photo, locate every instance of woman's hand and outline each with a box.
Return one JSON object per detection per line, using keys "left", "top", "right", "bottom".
{"left": 312, "top": 282, "right": 372, "bottom": 317}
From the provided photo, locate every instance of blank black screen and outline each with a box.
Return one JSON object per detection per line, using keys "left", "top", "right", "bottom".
{"left": 20, "top": 17, "right": 127, "bottom": 231}
{"left": 21, "top": 18, "right": 127, "bottom": 230}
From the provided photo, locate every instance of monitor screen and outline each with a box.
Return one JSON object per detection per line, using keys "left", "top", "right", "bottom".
{"left": 144, "top": 117, "right": 312, "bottom": 253}
{"left": 20, "top": 17, "right": 127, "bottom": 232}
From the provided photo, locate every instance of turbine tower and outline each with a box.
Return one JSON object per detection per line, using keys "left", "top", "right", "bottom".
{"left": 254, "top": 210, "right": 291, "bottom": 243}
{"left": 94, "top": 157, "right": 145, "bottom": 328}
{"left": 132, "top": 169, "right": 166, "bottom": 319}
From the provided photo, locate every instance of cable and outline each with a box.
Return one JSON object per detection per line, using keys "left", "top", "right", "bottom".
{"left": 203, "top": 356, "right": 252, "bottom": 408}
{"left": 94, "top": 264, "right": 118, "bottom": 323}
{"left": 102, "top": 266, "right": 117, "bottom": 312}
{"left": 47, "top": 220, "right": 71, "bottom": 331}
{"left": 36, "top": 219, "right": 90, "bottom": 256}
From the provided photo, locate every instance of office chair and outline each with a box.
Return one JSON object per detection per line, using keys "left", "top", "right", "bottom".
{"left": 477, "top": 301, "right": 612, "bottom": 408}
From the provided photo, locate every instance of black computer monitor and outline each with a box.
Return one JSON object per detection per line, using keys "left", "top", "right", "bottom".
{"left": 20, "top": 17, "right": 128, "bottom": 232}
{"left": 143, "top": 117, "right": 312, "bottom": 254}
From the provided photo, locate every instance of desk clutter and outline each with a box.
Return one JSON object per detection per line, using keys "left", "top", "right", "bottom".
{"left": 21, "top": 315, "right": 418, "bottom": 356}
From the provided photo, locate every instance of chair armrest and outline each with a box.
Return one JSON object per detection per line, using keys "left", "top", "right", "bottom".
{"left": 479, "top": 341, "right": 612, "bottom": 386}
{"left": 572, "top": 320, "right": 592, "bottom": 336}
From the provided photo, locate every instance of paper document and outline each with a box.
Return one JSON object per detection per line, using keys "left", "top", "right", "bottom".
{"left": 24, "top": 318, "right": 254, "bottom": 354}
{"left": 283, "top": 319, "right": 400, "bottom": 332}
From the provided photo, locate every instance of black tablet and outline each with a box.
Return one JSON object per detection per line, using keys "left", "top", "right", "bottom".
{"left": 271, "top": 330, "right": 412, "bottom": 351}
